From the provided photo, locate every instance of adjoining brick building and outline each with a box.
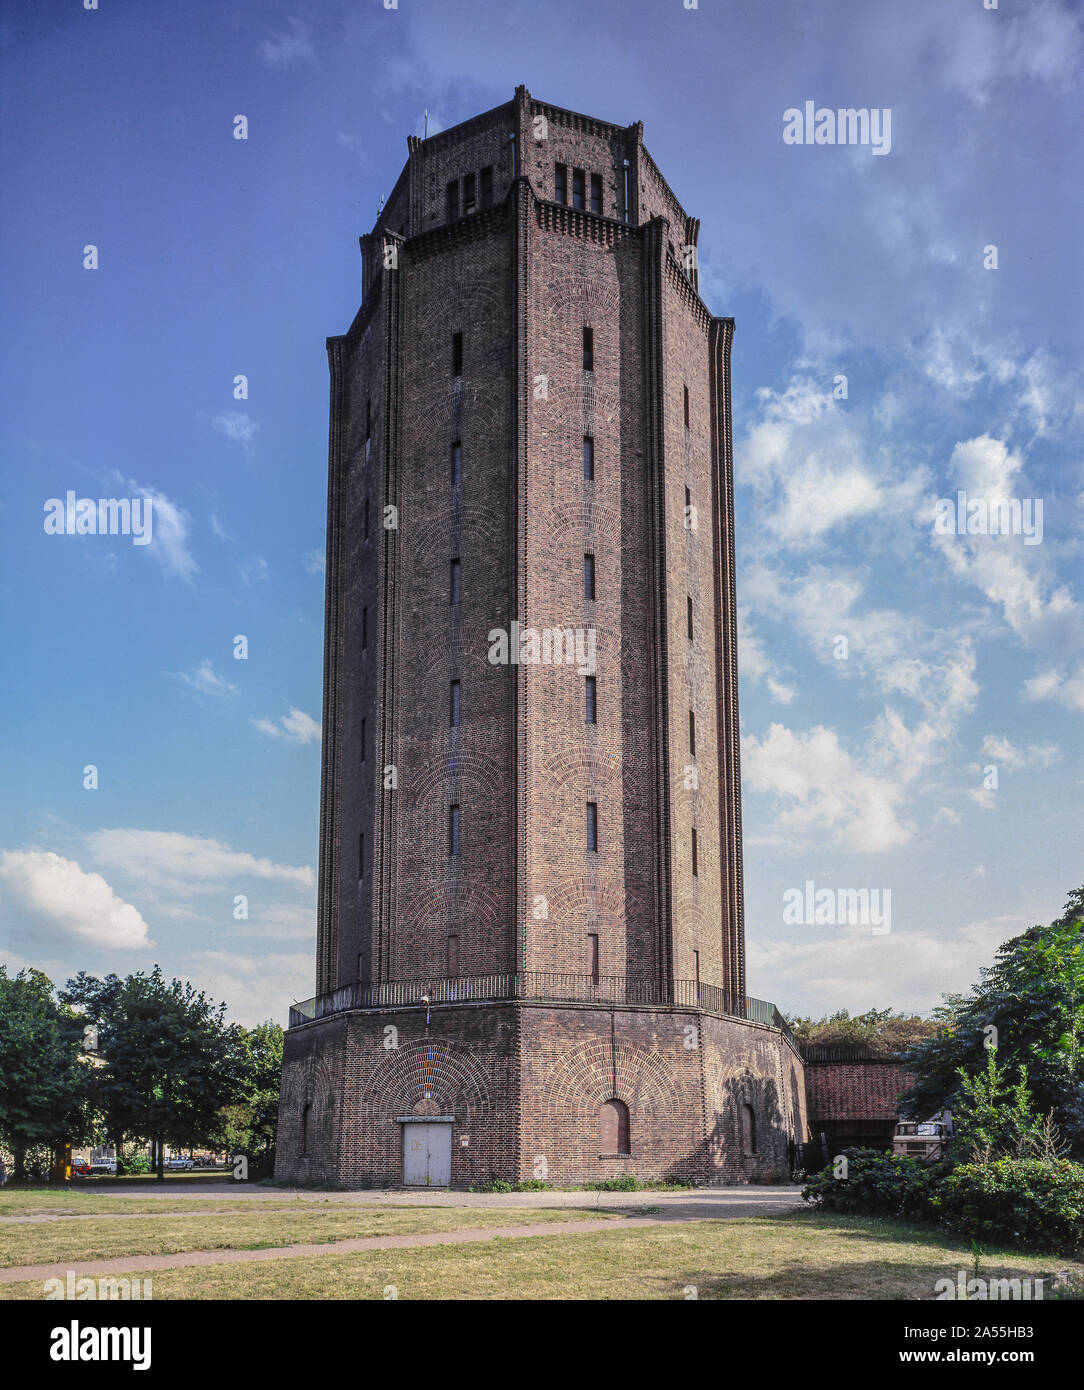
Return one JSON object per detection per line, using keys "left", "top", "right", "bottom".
{"left": 802, "top": 1046, "right": 917, "bottom": 1162}
{"left": 276, "top": 88, "right": 809, "bottom": 1188}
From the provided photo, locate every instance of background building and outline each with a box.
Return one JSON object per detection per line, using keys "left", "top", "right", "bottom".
{"left": 277, "top": 88, "right": 808, "bottom": 1187}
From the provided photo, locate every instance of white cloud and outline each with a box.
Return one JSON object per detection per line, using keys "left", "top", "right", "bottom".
{"left": 748, "top": 910, "right": 1028, "bottom": 1017}
{"left": 1022, "top": 665, "right": 1084, "bottom": 714}
{"left": 258, "top": 18, "right": 316, "bottom": 70}
{"left": 185, "top": 948, "right": 313, "bottom": 1027}
{"left": 211, "top": 411, "right": 259, "bottom": 448}
{"left": 86, "top": 829, "right": 314, "bottom": 896}
{"left": 304, "top": 548, "right": 326, "bottom": 576}
{"left": 742, "top": 722, "right": 912, "bottom": 853}
{"left": 252, "top": 708, "right": 321, "bottom": 746}
{"left": 118, "top": 479, "right": 197, "bottom": 582}
{"left": 980, "top": 734, "right": 1061, "bottom": 770}
{"left": 0, "top": 850, "right": 150, "bottom": 948}
{"left": 176, "top": 660, "right": 239, "bottom": 699}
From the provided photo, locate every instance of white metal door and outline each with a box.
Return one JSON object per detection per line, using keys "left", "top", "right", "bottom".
{"left": 402, "top": 1123, "right": 452, "bottom": 1186}
{"left": 427, "top": 1123, "right": 451, "bottom": 1186}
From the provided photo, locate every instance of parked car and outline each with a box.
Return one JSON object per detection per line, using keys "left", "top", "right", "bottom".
{"left": 167, "top": 1157, "right": 195, "bottom": 1170}
{"left": 89, "top": 1159, "right": 117, "bottom": 1173}
{"left": 70, "top": 1159, "right": 91, "bottom": 1177}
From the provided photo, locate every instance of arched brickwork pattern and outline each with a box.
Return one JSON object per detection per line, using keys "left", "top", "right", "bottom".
{"left": 542, "top": 1038, "right": 677, "bottom": 1118}
{"left": 277, "top": 1047, "right": 341, "bottom": 1175}
{"left": 358, "top": 1038, "right": 495, "bottom": 1124}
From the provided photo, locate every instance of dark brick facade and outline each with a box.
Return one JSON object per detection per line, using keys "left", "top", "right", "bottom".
{"left": 805, "top": 1058, "right": 916, "bottom": 1155}
{"left": 277, "top": 88, "right": 809, "bottom": 1187}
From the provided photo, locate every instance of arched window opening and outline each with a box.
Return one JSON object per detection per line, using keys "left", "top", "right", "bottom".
{"left": 741, "top": 1103, "right": 757, "bottom": 1156}
{"left": 600, "top": 1098, "right": 631, "bottom": 1155}
{"left": 301, "top": 1103, "right": 312, "bottom": 1157}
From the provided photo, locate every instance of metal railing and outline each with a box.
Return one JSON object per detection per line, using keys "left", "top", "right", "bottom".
{"left": 288, "top": 971, "right": 797, "bottom": 1047}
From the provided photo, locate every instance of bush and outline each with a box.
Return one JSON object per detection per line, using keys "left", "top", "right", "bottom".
{"left": 802, "top": 1147, "right": 951, "bottom": 1221}
{"left": 592, "top": 1175, "right": 644, "bottom": 1191}
{"left": 117, "top": 1152, "right": 151, "bottom": 1175}
{"left": 933, "top": 1158, "right": 1084, "bottom": 1255}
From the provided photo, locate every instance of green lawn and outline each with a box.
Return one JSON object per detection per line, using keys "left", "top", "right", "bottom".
{"left": 0, "top": 1203, "right": 617, "bottom": 1269}
{"left": 2, "top": 1208, "right": 1079, "bottom": 1300}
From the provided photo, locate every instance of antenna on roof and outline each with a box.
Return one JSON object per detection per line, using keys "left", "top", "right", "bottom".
{"left": 424, "top": 108, "right": 429, "bottom": 139}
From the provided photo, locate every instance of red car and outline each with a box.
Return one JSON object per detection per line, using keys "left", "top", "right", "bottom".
{"left": 70, "top": 1160, "right": 91, "bottom": 1177}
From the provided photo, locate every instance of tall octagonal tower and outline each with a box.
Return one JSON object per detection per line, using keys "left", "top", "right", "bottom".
{"left": 276, "top": 88, "right": 807, "bottom": 1187}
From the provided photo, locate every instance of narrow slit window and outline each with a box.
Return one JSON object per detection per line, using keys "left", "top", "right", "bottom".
{"left": 694, "top": 949, "right": 701, "bottom": 984}
{"left": 588, "top": 932, "right": 600, "bottom": 984}
{"left": 554, "top": 163, "right": 567, "bottom": 204}
{"left": 585, "top": 675, "right": 597, "bottom": 725}
{"left": 447, "top": 933, "right": 460, "bottom": 978}
{"left": 687, "top": 595, "right": 693, "bottom": 640}
{"left": 450, "top": 440, "right": 462, "bottom": 487}
{"left": 452, "top": 331, "right": 463, "bottom": 377}
{"left": 463, "top": 171, "right": 476, "bottom": 215}
{"left": 584, "top": 553, "right": 596, "bottom": 601}
{"left": 689, "top": 709, "right": 696, "bottom": 755}
{"left": 683, "top": 383, "right": 690, "bottom": 429}
{"left": 582, "top": 326, "right": 593, "bottom": 371}
{"left": 450, "top": 679, "right": 461, "bottom": 727}
{"left": 587, "top": 801, "right": 598, "bottom": 852}
{"left": 446, "top": 179, "right": 459, "bottom": 222}
{"left": 572, "top": 167, "right": 585, "bottom": 210}
{"left": 590, "top": 173, "right": 602, "bottom": 214}
{"left": 691, "top": 828, "right": 698, "bottom": 877}
{"left": 480, "top": 166, "right": 493, "bottom": 209}
{"left": 449, "top": 558, "right": 461, "bottom": 604}
{"left": 448, "top": 804, "right": 460, "bottom": 857}
{"left": 583, "top": 434, "right": 594, "bottom": 481}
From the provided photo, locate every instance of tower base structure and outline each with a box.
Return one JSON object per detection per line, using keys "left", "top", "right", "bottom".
{"left": 276, "top": 987, "right": 809, "bottom": 1187}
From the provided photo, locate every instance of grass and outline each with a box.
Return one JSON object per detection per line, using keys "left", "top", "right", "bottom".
{"left": 0, "top": 1188, "right": 349, "bottom": 1217}
{"left": 0, "top": 1203, "right": 616, "bottom": 1270}
{"left": 3, "top": 1208, "right": 1080, "bottom": 1300}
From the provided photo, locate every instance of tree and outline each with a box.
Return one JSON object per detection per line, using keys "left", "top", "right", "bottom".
{"left": 60, "top": 967, "right": 248, "bottom": 1181}
{"left": 0, "top": 968, "right": 89, "bottom": 1180}
{"left": 211, "top": 1020, "right": 283, "bottom": 1162}
{"left": 787, "top": 1007, "right": 938, "bottom": 1054}
{"left": 901, "top": 886, "right": 1084, "bottom": 1153}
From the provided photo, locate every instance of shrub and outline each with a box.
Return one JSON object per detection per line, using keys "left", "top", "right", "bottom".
{"left": 933, "top": 1158, "right": 1084, "bottom": 1255}
{"left": 592, "top": 1175, "right": 643, "bottom": 1191}
{"left": 802, "top": 1147, "right": 951, "bottom": 1221}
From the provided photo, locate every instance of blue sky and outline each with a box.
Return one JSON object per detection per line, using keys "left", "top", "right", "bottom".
{"left": 1, "top": 0, "right": 1081, "bottom": 1025}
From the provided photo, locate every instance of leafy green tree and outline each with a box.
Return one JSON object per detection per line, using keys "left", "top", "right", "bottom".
{"left": 951, "top": 1050, "right": 1055, "bottom": 1163}
{"left": 0, "top": 967, "right": 89, "bottom": 1180}
{"left": 901, "top": 886, "right": 1084, "bottom": 1153}
{"left": 60, "top": 967, "right": 248, "bottom": 1181}
{"left": 787, "top": 1007, "right": 938, "bottom": 1054}
{"left": 211, "top": 1020, "right": 283, "bottom": 1161}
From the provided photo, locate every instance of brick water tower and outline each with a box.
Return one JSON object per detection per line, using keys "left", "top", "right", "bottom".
{"left": 276, "top": 87, "right": 807, "bottom": 1187}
